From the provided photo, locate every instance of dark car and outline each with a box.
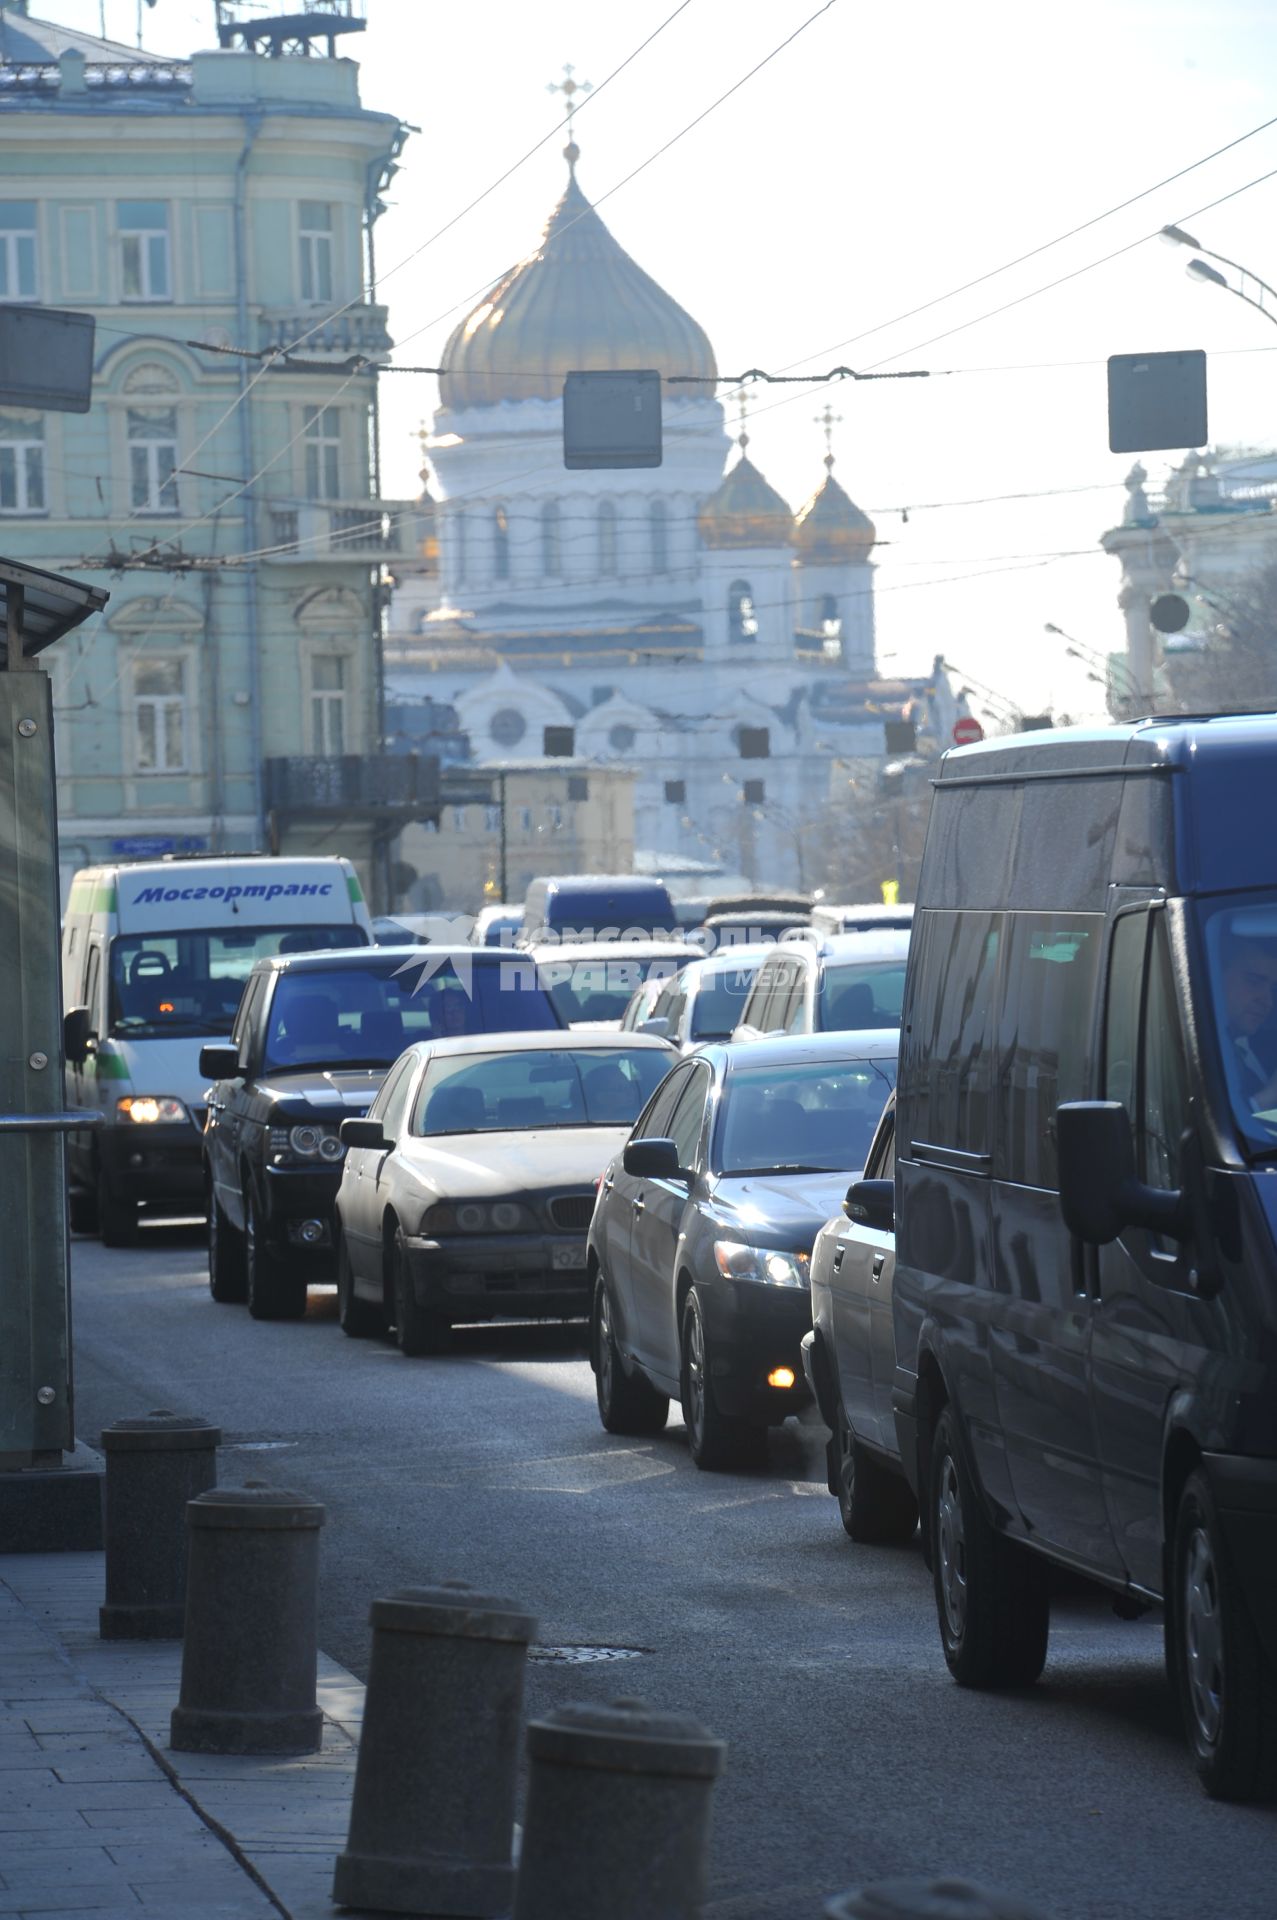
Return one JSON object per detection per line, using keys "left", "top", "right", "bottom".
{"left": 200, "top": 945, "right": 561, "bottom": 1322}
{"left": 587, "top": 1031, "right": 898, "bottom": 1469}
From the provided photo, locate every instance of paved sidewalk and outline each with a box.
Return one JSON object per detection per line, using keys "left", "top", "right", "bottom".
{"left": 0, "top": 1553, "right": 369, "bottom": 1920}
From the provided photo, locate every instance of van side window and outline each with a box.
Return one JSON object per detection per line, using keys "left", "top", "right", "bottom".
{"left": 1103, "top": 910, "right": 1148, "bottom": 1117}
{"left": 906, "top": 911, "right": 1000, "bottom": 1158}
{"left": 84, "top": 945, "right": 101, "bottom": 1025}
{"left": 995, "top": 915, "right": 1100, "bottom": 1188}
{"left": 1141, "top": 919, "right": 1189, "bottom": 1195}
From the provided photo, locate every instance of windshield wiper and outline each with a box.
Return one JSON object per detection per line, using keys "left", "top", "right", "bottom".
{"left": 725, "top": 1163, "right": 831, "bottom": 1176}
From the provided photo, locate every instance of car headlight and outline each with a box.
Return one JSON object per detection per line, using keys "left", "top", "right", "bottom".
{"left": 713, "top": 1239, "right": 810, "bottom": 1288}
{"left": 421, "top": 1200, "right": 535, "bottom": 1236}
{"left": 267, "top": 1123, "right": 345, "bottom": 1166}
{"left": 117, "top": 1096, "right": 188, "bottom": 1125}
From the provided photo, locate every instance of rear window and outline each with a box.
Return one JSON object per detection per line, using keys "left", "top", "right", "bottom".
{"left": 542, "top": 955, "right": 686, "bottom": 1025}
{"left": 412, "top": 1046, "right": 672, "bottom": 1135}
{"left": 817, "top": 962, "right": 906, "bottom": 1031}
{"left": 261, "top": 957, "right": 559, "bottom": 1071}
{"left": 540, "top": 886, "right": 674, "bottom": 936}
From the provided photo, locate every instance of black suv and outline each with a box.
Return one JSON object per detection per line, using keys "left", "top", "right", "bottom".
{"left": 200, "top": 945, "right": 561, "bottom": 1320}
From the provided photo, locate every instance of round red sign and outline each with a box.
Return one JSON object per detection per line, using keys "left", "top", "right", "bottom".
{"left": 952, "top": 716, "right": 985, "bottom": 746}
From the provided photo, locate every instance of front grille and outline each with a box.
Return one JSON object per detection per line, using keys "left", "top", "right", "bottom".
{"left": 548, "top": 1193, "right": 595, "bottom": 1232}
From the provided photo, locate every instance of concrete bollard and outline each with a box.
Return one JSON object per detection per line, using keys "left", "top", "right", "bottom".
{"left": 826, "top": 1881, "right": 1050, "bottom": 1920}
{"left": 170, "top": 1486, "right": 325, "bottom": 1756}
{"left": 99, "top": 1413, "right": 220, "bottom": 1640}
{"left": 333, "top": 1581, "right": 536, "bottom": 1918}
{"left": 513, "top": 1697, "right": 725, "bottom": 1920}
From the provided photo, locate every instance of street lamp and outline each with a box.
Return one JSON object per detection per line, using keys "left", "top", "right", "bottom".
{"left": 1160, "top": 223, "right": 1277, "bottom": 331}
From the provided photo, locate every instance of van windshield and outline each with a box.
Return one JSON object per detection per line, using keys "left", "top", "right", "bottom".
{"left": 1199, "top": 895, "right": 1277, "bottom": 1152}
{"left": 108, "top": 925, "right": 362, "bottom": 1037}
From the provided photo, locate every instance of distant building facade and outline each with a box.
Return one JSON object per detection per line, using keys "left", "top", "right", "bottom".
{"left": 0, "top": 3, "right": 412, "bottom": 898}
{"left": 385, "top": 141, "right": 962, "bottom": 895}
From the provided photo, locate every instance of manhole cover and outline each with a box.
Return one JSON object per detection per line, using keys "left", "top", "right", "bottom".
{"left": 529, "top": 1645, "right": 646, "bottom": 1664}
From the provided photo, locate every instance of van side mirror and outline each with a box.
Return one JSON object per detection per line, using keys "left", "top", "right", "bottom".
{"left": 199, "top": 1043, "right": 242, "bottom": 1081}
{"left": 1057, "top": 1101, "right": 1190, "bottom": 1245}
{"left": 844, "top": 1177, "right": 894, "bottom": 1232}
{"left": 63, "top": 1006, "right": 95, "bottom": 1066}
{"left": 341, "top": 1117, "right": 388, "bottom": 1151}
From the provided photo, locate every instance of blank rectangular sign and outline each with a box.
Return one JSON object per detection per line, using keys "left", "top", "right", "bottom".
{"left": 1108, "top": 350, "right": 1207, "bottom": 454}
{"left": 563, "top": 369, "right": 662, "bottom": 469}
{"left": 0, "top": 305, "right": 95, "bottom": 413}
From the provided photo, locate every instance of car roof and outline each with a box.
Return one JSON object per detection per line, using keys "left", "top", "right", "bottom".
{"left": 253, "top": 944, "right": 506, "bottom": 974}
{"left": 702, "top": 1029, "right": 901, "bottom": 1071}
{"left": 528, "top": 939, "right": 693, "bottom": 962}
{"left": 398, "top": 1029, "right": 678, "bottom": 1060}
{"left": 693, "top": 941, "right": 773, "bottom": 977}
{"left": 811, "top": 928, "right": 912, "bottom": 960}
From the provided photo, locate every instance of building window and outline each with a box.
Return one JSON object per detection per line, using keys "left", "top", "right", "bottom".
{"left": 453, "top": 508, "right": 467, "bottom": 585}
{"left": 664, "top": 779, "right": 686, "bottom": 804}
{"left": 310, "top": 654, "right": 346, "bottom": 755}
{"left": 649, "top": 499, "right": 668, "bottom": 575}
{"left": 743, "top": 778, "right": 765, "bottom": 805}
{"left": 490, "top": 707, "right": 526, "bottom": 749}
{"left": 738, "top": 725, "right": 770, "bottom": 759}
{"left": 608, "top": 722, "right": 636, "bottom": 753}
{"left": 0, "top": 414, "right": 45, "bottom": 514}
{"left": 304, "top": 405, "right": 341, "bottom": 500}
{"left": 452, "top": 808, "right": 468, "bottom": 831}
{"left": 729, "top": 580, "right": 758, "bottom": 644}
{"left": 547, "top": 804, "right": 563, "bottom": 830}
{"left": 128, "top": 409, "right": 179, "bottom": 513}
{"left": 298, "top": 201, "right": 333, "bottom": 305}
{"left": 484, "top": 804, "right": 502, "bottom": 833}
{"left": 119, "top": 201, "right": 170, "bottom": 302}
{"left": 518, "top": 806, "right": 533, "bottom": 832}
{"left": 0, "top": 202, "right": 37, "bottom": 301}
{"left": 543, "top": 724, "right": 575, "bottom": 757}
{"left": 591, "top": 684, "right": 614, "bottom": 706}
{"left": 133, "top": 657, "right": 187, "bottom": 773}
{"left": 567, "top": 774, "right": 589, "bottom": 801}
{"left": 597, "top": 500, "right": 618, "bottom": 577}
{"left": 540, "top": 499, "right": 562, "bottom": 576}
{"left": 493, "top": 507, "right": 510, "bottom": 581}
{"left": 819, "top": 592, "right": 841, "bottom": 636}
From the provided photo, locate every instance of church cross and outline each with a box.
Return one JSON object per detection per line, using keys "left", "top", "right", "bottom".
{"left": 816, "top": 403, "right": 842, "bottom": 470}
{"left": 547, "top": 62, "right": 593, "bottom": 138}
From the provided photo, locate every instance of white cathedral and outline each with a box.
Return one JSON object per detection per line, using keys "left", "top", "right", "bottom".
{"left": 385, "top": 141, "right": 960, "bottom": 896}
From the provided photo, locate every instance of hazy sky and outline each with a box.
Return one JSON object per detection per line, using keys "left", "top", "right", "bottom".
{"left": 38, "top": 0, "right": 1277, "bottom": 726}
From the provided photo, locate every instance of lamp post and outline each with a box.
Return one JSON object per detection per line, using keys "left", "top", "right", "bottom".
{"left": 1047, "top": 623, "right": 1140, "bottom": 701}
{"left": 1160, "top": 224, "right": 1277, "bottom": 331}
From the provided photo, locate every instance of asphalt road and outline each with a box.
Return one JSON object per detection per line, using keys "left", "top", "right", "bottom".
{"left": 69, "top": 1219, "right": 1277, "bottom": 1920}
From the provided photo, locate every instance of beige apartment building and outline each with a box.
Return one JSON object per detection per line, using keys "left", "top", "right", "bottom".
{"left": 393, "top": 761, "right": 636, "bottom": 915}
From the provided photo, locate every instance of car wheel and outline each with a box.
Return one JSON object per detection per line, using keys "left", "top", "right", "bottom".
{"left": 930, "top": 1405, "right": 1049, "bottom": 1688}
{"left": 833, "top": 1396, "right": 918, "bottom": 1545}
{"left": 336, "top": 1234, "right": 382, "bottom": 1339}
{"left": 680, "top": 1288, "right": 766, "bottom": 1472}
{"left": 97, "top": 1168, "right": 138, "bottom": 1249}
{"left": 593, "top": 1272, "right": 668, "bottom": 1436}
{"left": 391, "top": 1228, "right": 450, "bottom": 1356}
{"left": 1172, "top": 1468, "right": 1277, "bottom": 1800}
{"left": 244, "top": 1181, "right": 307, "bottom": 1322}
{"left": 207, "top": 1184, "right": 247, "bottom": 1304}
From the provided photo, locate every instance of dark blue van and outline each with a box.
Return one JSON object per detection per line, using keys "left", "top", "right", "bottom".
{"left": 891, "top": 713, "right": 1277, "bottom": 1799}
{"left": 521, "top": 873, "right": 676, "bottom": 943}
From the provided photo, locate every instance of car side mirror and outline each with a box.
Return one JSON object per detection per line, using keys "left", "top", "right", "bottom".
{"left": 640, "top": 1016, "right": 669, "bottom": 1038}
{"left": 63, "top": 1006, "right": 96, "bottom": 1066}
{"left": 623, "top": 1136, "right": 684, "bottom": 1181}
{"left": 844, "top": 1177, "right": 894, "bottom": 1232}
{"left": 341, "top": 1117, "right": 389, "bottom": 1151}
{"left": 199, "top": 1043, "right": 242, "bottom": 1081}
{"left": 1057, "top": 1101, "right": 1190, "bottom": 1245}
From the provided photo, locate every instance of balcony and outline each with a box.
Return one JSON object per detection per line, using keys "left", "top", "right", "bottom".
{"left": 258, "top": 304, "right": 393, "bottom": 363}
{"left": 263, "top": 499, "right": 419, "bottom": 564}
{"left": 265, "top": 754, "right": 442, "bottom": 821}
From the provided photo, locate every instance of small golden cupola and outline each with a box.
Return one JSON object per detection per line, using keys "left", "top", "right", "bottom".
{"left": 698, "top": 401, "right": 794, "bottom": 549}
{"left": 793, "top": 406, "right": 876, "bottom": 562}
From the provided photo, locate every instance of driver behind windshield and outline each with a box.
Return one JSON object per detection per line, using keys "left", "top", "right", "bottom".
{"left": 1220, "top": 934, "right": 1277, "bottom": 1112}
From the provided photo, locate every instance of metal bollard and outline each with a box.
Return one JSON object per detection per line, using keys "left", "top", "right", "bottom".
{"left": 333, "top": 1581, "right": 536, "bottom": 1918}
{"left": 99, "top": 1413, "right": 220, "bottom": 1640}
{"left": 513, "top": 1697, "right": 725, "bottom": 1920}
{"left": 826, "top": 1881, "right": 1051, "bottom": 1920}
{"left": 170, "top": 1485, "right": 325, "bottom": 1755}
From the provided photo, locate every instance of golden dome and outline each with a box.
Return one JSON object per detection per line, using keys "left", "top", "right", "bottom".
{"left": 698, "top": 447, "right": 794, "bottom": 550}
{"left": 439, "top": 150, "right": 717, "bottom": 409}
{"left": 793, "top": 466, "right": 876, "bottom": 563}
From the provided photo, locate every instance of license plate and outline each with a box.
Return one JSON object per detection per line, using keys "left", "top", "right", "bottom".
{"left": 552, "top": 1241, "right": 588, "bottom": 1270}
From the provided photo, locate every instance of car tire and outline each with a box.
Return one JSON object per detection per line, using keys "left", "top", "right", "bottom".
{"left": 336, "top": 1234, "right": 382, "bottom": 1339}
{"left": 833, "top": 1396, "right": 918, "bottom": 1545}
{"left": 1171, "top": 1468, "right": 1277, "bottom": 1800}
{"left": 680, "top": 1288, "right": 767, "bottom": 1472}
{"left": 930, "top": 1404, "right": 1049, "bottom": 1688}
{"left": 391, "top": 1228, "right": 450, "bottom": 1356}
{"left": 68, "top": 1183, "right": 99, "bottom": 1236}
{"left": 593, "top": 1272, "right": 668, "bottom": 1436}
{"left": 97, "top": 1168, "right": 138, "bottom": 1249}
{"left": 244, "top": 1181, "right": 307, "bottom": 1322}
{"left": 207, "top": 1185, "right": 247, "bottom": 1304}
